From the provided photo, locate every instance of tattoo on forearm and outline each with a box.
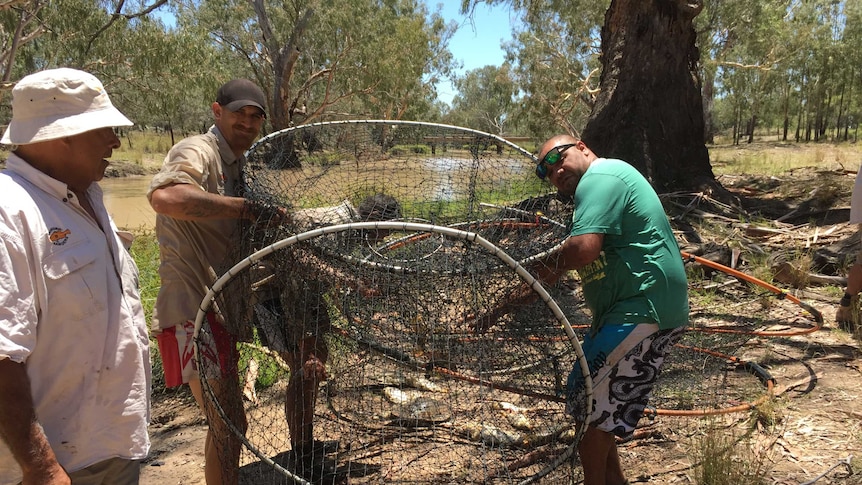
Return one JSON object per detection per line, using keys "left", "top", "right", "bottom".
{"left": 186, "top": 198, "right": 230, "bottom": 218}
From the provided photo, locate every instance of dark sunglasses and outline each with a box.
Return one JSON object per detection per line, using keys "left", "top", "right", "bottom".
{"left": 535, "top": 143, "right": 576, "bottom": 179}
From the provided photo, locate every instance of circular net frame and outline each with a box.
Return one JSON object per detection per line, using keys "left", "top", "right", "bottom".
{"left": 195, "top": 121, "right": 591, "bottom": 484}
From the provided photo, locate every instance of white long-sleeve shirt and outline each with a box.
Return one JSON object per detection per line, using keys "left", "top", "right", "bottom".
{"left": 0, "top": 154, "right": 151, "bottom": 483}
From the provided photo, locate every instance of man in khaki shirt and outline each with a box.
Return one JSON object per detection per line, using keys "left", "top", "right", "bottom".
{"left": 148, "top": 78, "right": 275, "bottom": 485}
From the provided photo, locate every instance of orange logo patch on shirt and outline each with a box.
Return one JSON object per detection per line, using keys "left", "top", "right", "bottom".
{"left": 48, "top": 227, "right": 71, "bottom": 245}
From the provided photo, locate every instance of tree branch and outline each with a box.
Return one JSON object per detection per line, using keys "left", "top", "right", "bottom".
{"left": 717, "top": 61, "right": 774, "bottom": 71}
{"left": 86, "top": 0, "right": 168, "bottom": 55}
{"left": 0, "top": 0, "right": 29, "bottom": 12}
{"left": 0, "top": 1, "right": 46, "bottom": 82}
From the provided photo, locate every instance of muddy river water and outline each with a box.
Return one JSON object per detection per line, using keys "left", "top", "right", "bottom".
{"left": 100, "top": 175, "right": 156, "bottom": 230}
{"left": 99, "top": 154, "right": 533, "bottom": 231}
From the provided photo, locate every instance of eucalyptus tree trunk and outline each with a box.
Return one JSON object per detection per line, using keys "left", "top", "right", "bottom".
{"left": 580, "top": 0, "right": 716, "bottom": 193}
{"left": 702, "top": 68, "right": 715, "bottom": 145}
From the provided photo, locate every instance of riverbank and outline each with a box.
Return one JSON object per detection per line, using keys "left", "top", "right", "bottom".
{"left": 105, "top": 159, "right": 160, "bottom": 178}
{"left": 0, "top": 154, "right": 161, "bottom": 178}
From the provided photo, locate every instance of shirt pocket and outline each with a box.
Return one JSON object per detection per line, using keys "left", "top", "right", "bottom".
{"left": 42, "top": 239, "right": 102, "bottom": 322}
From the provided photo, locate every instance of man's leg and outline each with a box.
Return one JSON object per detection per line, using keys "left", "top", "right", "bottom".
{"left": 190, "top": 377, "right": 246, "bottom": 485}
{"left": 837, "top": 247, "right": 862, "bottom": 327}
{"left": 283, "top": 336, "right": 329, "bottom": 450}
{"left": 578, "top": 425, "right": 626, "bottom": 485}
{"left": 191, "top": 312, "right": 247, "bottom": 485}
{"left": 604, "top": 436, "right": 626, "bottom": 485}
{"left": 569, "top": 324, "right": 680, "bottom": 485}
{"left": 283, "top": 356, "right": 309, "bottom": 448}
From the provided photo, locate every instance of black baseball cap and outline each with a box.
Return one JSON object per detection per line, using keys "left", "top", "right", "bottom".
{"left": 216, "top": 79, "right": 266, "bottom": 116}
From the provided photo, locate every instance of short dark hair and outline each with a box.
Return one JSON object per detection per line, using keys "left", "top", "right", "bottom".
{"left": 357, "top": 193, "right": 401, "bottom": 221}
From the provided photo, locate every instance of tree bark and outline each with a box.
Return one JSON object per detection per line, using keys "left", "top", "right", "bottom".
{"left": 581, "top": 0, "right": 715, "bottom": 193}
{"left": 746, "top": 115, "right": 756, "bottom": 144}
{"left": 251, "top": 0, "right": 313, "bottom": 131}
{"left": 701, "top": 67, "right": 715, "bottom": 144}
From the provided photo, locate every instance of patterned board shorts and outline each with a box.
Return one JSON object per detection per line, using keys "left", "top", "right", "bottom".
{"left": 566, "top": 323, "right": 685, "bottom": 439}
{"left": 155, "top": 312, "right": 237, "bottom": 388}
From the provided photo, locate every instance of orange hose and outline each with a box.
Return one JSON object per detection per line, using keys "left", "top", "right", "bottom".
{"left": 332, "top": 248, "right": 821, "bottom": 422}
{"left": 681, "top": 250, "right": 823, "bottom": 334}
{"left": 643, "top": 343, "right": 776, "bottom": 417}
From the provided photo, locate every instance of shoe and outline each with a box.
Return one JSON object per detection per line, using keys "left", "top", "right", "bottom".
{"left": 836, "top": 304, "right": 855, "bottom": 331}
{"left": 296, "top": 439, "right": 340, "bottom": 457}
{"left": 291, "top": 448, "right": 343, "bottom": 484}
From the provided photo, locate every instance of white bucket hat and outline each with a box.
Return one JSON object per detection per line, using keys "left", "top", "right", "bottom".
{"left": 1, "top": 67, "right": 133, "bottom": 145}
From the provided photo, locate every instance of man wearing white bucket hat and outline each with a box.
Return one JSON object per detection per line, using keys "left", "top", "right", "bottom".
{"left": 0, "top": 68, "right": 150, "bottom": 485}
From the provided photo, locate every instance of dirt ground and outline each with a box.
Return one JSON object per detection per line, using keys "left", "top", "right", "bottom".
{"left": 137, "top": 155, "right": 862, "bottom": 485}
{"left": 139, "top": 327, "right": 862, "bottom": 485}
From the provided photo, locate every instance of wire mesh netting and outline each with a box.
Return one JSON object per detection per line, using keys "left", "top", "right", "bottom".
{"left": 647, "top": 265, "right": 822, "bottom": 421}
{"left": 194, "top": 121, "right": 591, "bottom": 484}
{"left": 186, "top": 120, "right": 830, "bottom": 484}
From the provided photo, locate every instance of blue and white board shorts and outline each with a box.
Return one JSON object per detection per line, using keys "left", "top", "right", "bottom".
{"left": 566, "top": 323, "right": 685, "bottom": 439}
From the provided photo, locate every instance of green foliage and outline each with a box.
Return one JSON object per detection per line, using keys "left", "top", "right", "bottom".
{"left": 303, "top": 151, "right": 344, "bottom": 168}
{"left": 130, "top": 230, "right": 161, "bottom": 323}
{"left": 183, "top": 0, "right": 456, "bottom": 128}
{"left": 697, "top": 0, "right": 862, "bottom": 143}
{"left": 1, "top": 0, "right": 857, "bottom": 278}
{"left": 390, "top": 144, "right": 430, "bottom": 155}
{"left": 752, "top": 395, "right": 784, "bottom": 430}
{"left": 457, "top": 0, "right": 862, "bottom": 146}
{"left": 129, "top": 229, "right": 163, "bottom": 388}
{"left": 113, "top": 131, "right": 173, "bottom": 165}
{"left": 445, "top": 64, "right": 518, "bottom": 135}
{"left": 689, "top": 418, "right": 774, "bottom": 485}
{"left": 237, "top": 340, "right": 282, "bottom": 390}
{"left": 498, "top": 0, "right": 606, "bottom": 140}
{"left": 4, "top": 0, "right": 861, "bottom": 154}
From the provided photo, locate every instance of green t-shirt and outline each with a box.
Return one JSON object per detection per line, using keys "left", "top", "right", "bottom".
{"left": 569, "top": 158, "right": 689, "bottom": 332}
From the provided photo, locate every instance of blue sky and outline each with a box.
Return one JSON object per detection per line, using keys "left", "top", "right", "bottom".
{"left": 155, "top": 2, "right": 514, "bottom": 106}
{"left": 429, "top": 1, "right": 516, "bottom": 105}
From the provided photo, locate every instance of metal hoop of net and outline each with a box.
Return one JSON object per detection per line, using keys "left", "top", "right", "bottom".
{"left": 240, "top": 120, "right": 573, "bottom": 273}
{"left": 194, "top": 223, "right": 591, "bottom": 484}
{"left": 191, "top": 120, "right": 594, "bottom": 483}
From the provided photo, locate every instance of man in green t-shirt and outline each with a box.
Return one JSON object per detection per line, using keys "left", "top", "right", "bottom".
{"left": 532, "top": 134, "right": 689, "bottom": 485}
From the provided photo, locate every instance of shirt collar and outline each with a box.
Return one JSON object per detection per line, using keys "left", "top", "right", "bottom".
{"left": 209, "top": 125, "right": 241, "bottom": 166}
{"left": 5, "top": 152, "right": 80, "bottom": 201}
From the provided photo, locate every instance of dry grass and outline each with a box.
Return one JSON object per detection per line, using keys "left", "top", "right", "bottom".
{"left": 114, "top": 130, "right": 173, "bottom": 168}
{"left": 709, "top": 140, "right": 861, "bottom": 176}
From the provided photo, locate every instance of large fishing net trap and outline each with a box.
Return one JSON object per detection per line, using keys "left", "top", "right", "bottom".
{"left": 189, "top": 120, "right": 824, "bottom": 484}
{"left": 194, "top": 120, "right": 592, "bottom": 484}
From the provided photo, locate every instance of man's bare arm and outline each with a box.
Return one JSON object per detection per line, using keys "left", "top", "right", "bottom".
{"left": 470, "top": 232, "right": 604, "bottom": 332}
{"left": 149, "top": 183, "right": 249, "bottom": 221}
{"left": 536, "top": 232, "right": 604, "bottom": 284}
{"left": 0, "top": 359, "right": 69, "bottom": 485}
